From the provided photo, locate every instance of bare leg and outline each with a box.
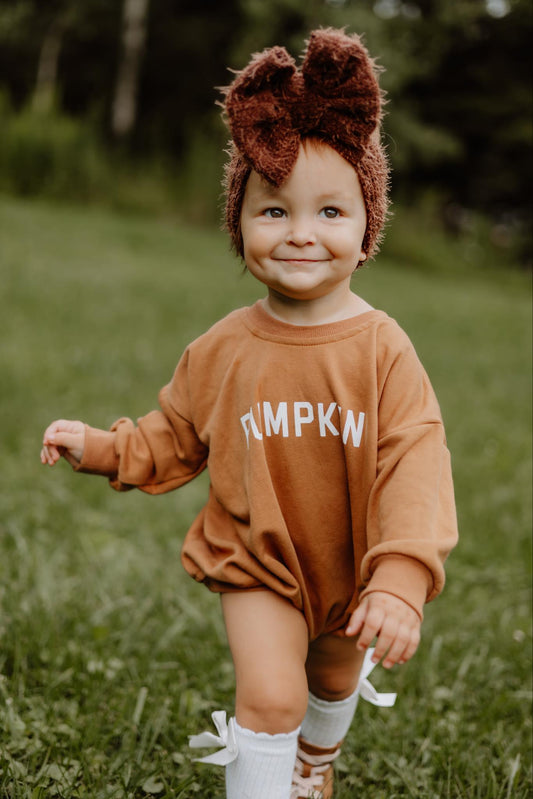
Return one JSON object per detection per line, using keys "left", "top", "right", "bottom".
{"left": 291, "top": 634, "right": 367, "bottom": 798}
{"left": 302, "top": 633, "right": 367, "bottom": 748}
{"left": 221, "top": 591, "right": 309, "bottom": 734}
{"left": 306, "top": 633, "right": 366, "bottom": 701}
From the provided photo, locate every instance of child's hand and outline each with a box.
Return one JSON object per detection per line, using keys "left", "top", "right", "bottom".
{"left": 345, "top": 591, "right": 421, "bottom": 669}
{"left": 41, "top": 420, "right": 85, "bottom": 468}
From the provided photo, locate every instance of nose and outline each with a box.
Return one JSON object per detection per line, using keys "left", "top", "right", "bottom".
{"left": 285, "top": 215, "right": 316, "bottom": 247}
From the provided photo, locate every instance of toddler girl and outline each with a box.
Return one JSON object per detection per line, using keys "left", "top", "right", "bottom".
{"left": 41, "top": 28, "right": 458, "bottom": 799}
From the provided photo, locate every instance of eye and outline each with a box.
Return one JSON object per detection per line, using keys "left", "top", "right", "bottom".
{"left": 320, "top": 207, "right": 340, "bottom": 219}
{"left": 264, "top": 207, "right": 286, "bottom": 219}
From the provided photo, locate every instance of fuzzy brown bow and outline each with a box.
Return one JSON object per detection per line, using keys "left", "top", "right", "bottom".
{"left": 222, "top": 28, "right": 384, "bottom": 186}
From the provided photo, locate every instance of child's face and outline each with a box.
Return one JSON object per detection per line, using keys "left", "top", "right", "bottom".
{"left": 240, "top": 141, "right": 367, "bottom": 305}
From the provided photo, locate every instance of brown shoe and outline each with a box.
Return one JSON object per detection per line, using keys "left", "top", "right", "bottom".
{"left": 291, "top": 738, "right": 342, "bottom": 798}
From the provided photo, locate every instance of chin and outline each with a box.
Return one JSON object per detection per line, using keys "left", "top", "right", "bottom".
{"left": 277, "top": 290, "right": 320, "bottom": 302}
{"left": 276, "top": 282, "right": 324, "bottom": 298}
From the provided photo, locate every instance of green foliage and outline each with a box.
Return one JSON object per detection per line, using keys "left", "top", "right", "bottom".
{"left": 0, "top": 97, "right": 225, "bottom": 223}
{"left": 390, "top": 0, "right": 533, "bottom": 242}
{"left": 0, "top": 195, "right": 531, "bottom": 796}
{"left": 0, "top": 0, "right": 531, "bottom": 262}
{"left": 379, "top": 197, "right": 523, "bottom": 274}
{"left": 0, "top": 101, "right": 110, "bottom": 201}
{"left": 171, "top": 122, "right": 228, "bottom": 227}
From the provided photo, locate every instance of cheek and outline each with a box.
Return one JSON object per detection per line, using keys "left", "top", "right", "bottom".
{"left": 242, "top": 227, "right": 274, "bottom": 261}
{"left": 327, "top": 227, "right": 365, "bottom": 260}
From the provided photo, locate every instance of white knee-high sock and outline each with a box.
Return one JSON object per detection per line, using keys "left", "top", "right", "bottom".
{"left": 225, "top": 720, "right": 300, "bottom": 799}
{"left": 300, "top": 689, "right": 359, "bottom": 748}
{"left": 300, "top": 648, "right": 398, "bottom": 748}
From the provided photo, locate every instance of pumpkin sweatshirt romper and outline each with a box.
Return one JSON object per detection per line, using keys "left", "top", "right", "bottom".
{"left": 76, "top": 302, "right": 458, "bottom": 634}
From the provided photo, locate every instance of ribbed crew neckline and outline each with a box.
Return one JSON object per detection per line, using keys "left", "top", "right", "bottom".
{"left": 244, "top": 300, "right": 387, "bottom": 344}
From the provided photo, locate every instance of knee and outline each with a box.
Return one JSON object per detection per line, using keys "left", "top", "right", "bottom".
{"left": 237, "top": 679, "right": 308, "bottom": 734}
{"left": 306, "top": 638, "right": 365, "bottom": 702}
{"left": 307, "top": 665, "right": 360, "bottom": 702}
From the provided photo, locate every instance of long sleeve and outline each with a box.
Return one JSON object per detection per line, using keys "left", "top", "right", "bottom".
{"left": 75, "top": 351, "right": 208, "bottom": 494}
{"left": 359, "top": 331, "right": 458, "bottom": 617}
{"left": 71, "top": 303, "right": 457, "bottom": 638}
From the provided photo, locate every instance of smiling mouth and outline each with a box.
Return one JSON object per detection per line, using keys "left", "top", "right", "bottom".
{"left": 276, "top": 258, "right": 327, "bottom": 264}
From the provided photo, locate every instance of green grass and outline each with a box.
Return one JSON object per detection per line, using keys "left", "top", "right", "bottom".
{"left": 0, "top": 194, "right": 531, "bottom": 798}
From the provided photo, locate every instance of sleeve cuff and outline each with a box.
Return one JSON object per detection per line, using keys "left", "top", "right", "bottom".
{"left": 359, "top": 554, "right": 433, "bottom": 620}
{"left": 74, "top": 424, "right": 119, "bottom": 477}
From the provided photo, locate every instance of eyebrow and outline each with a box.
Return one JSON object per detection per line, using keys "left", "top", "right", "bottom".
{"left": 315, "top": 192, "right": 354, "bottom": 203}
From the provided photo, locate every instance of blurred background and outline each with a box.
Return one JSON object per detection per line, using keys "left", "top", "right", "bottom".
{"left": 1, "top": 2, "right": 532, "bottom": 795}
{"left": 0, "top": 0, "right": 531, "bottom": 267}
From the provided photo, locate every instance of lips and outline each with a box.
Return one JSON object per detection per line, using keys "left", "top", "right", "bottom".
{"left": 274, "top": 254, "right": 329, "bottom": 264}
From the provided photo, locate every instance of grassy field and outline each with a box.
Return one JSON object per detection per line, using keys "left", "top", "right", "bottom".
{"left": 0, "top": 194, "right": 531, "bottom": 798}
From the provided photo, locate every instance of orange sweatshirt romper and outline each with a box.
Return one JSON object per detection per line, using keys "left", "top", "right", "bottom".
{"left": 77, "top": 302, "right": 458, "bottom": 638}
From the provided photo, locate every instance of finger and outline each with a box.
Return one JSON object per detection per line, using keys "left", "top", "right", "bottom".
{"left": 380, "top": 623, "right": 411, "bottom": 669}
{"left": 356, "top": 606, "right": 386, "bottom": 651}
{"left": 43, "top": 420, "right": 66, "bottom": 444}
{"left": 41, "top": 444, "right": 60, "bottom": 466}
{"left": 47, "top": 431, "right": 81, "bottom": 451}
{"left": 383, "top": 623, "right": 421, "bottom": 668}
{"left": 43, "top": 419, "right": 81, "bottom": 444}
{"left": 396, "top": 627, "right": 421, "bottom": 665}
{"left": 345, "top": 603, "right": 367, "bottom": 637}
{"left": 371, "top": 616, "right": 399, "bottom": 665}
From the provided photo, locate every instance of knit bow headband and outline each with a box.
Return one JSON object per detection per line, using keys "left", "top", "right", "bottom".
{"left": 221, "top": 28, "right": 390, "bottom": 260}
{"left": 223, "top": 28, "right": 383, "bottom": 186}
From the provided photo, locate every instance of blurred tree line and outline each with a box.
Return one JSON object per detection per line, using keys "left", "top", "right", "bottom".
{"left": 0, "top": 0, "right": 531, "bottom": 263}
